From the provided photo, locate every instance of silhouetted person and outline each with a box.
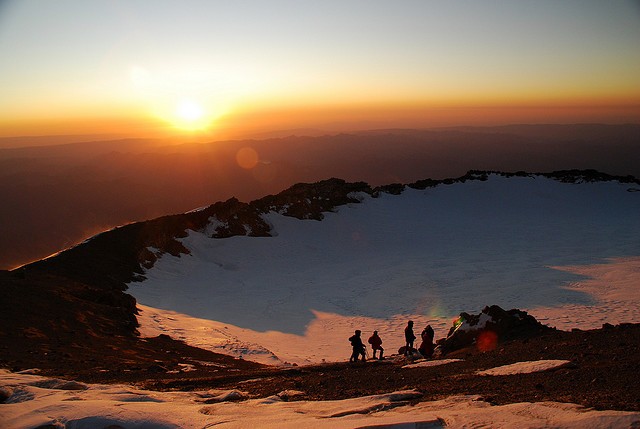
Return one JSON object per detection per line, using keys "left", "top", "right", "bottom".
{"left": 404, "top": 320, "right": 416, "bottom": 355}
{"left": 418, "top": 324, "right": 435, "bottom": 358}
{"left": 368, "top": 330, "right": 384, "bottom": 360}
{"left": 349, "top": 330, "right": 366, "bottom": 362}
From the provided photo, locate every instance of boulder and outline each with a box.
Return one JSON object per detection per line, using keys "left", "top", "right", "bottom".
{"left": 438, "top": 305, "right": 552, "bottom": 354}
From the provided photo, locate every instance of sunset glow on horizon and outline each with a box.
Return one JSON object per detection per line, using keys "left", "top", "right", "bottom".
{"left": 1, "top": 0, "right": 639, "bottom": 140}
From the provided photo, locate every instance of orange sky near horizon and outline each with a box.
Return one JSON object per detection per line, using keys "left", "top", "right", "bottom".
{"left": 2, "top": 103, "right": 638, "bottom": 142}
{"left": 1, "top": 1, "right": 639, "bottom": 141}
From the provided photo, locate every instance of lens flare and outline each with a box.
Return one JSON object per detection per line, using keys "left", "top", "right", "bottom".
{"left": 236, "top": 147, "right": 259, "bottom": 169}
{"left": 477, "top": 330, "right": 498, "bottom": 352}
{"left": 427, "top": 302, "right": 446, "bottom": 318}
{"left": 453, "top": 316, "right": 464, "bottom": 329}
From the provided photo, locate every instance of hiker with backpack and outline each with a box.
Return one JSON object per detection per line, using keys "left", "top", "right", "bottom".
{"left": 367, "top": 330, "right": 384, "bottom": 360}
{"left": 349, "top": 329, "right": 366, "bottom": 362}
{"left": 418, "top": 324, "right": 435, "bottom": 358}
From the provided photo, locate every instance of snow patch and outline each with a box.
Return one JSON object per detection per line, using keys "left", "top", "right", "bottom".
{"left": 348, "top": 191, "right": 369, "bottom": 202}
{"left": 477, "top": 360, "right": 572, "bottom": 376}
{"left": 455, "top": 313, "right": 494, "bottom": 333}
{"left": 402, "top": 359, "right": 462, "bottom": 369}
{"left": 203, "top": 215, "right": 227, "bottom": 237}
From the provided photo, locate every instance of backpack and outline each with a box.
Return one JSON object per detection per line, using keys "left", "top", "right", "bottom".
{"left": 425, "top": 325, "right": 434, "bottom": 341}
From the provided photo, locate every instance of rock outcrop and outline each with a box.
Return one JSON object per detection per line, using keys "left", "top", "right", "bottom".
{"left": 437, "top": 305, "right": 553, "bottom": 354}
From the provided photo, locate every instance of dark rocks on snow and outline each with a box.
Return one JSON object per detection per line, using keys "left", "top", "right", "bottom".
{"left": 438, "top": 305, "right": 553, "bottom": 354}
{"left": 255, "top": 178, "right": 371, "bottom": 220}
{"left": 372, "top": 183, "right": 405, "bottom": 196}
{"left": 205, "top": 198, "right": 271, "bottom": 238}
{"left": 543, "top": 169, "right": 640, "bottom": 184}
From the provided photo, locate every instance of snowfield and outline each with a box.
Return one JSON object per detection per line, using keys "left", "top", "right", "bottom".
{"left": 3, "top": 174, "right": 640, "bottom": 428}
{"left": 129, "top": 175, "right": 640, "bottom": 366}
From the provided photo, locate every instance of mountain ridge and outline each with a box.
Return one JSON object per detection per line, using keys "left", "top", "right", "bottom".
{"left": 19, "top": 168, "right": 640, "bottom": 293}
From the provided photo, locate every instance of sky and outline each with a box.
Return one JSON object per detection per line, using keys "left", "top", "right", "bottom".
{"left": 1, "top": 0, "right": 639, "bottom": 139}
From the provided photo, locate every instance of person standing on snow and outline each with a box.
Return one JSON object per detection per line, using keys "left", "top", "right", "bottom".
{"left": 404, "top": 320, "right": 416, "bottom": 355}
{"left": 368, "top": 330, "right": 384, "bottom": 360}
{"left": 349, "top": 330, "right": 366, "bottom": 362}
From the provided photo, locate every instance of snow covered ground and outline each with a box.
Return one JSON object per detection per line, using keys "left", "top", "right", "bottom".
{"left": 129, "top": 175, "right": 640, "bottom": 365}
{"left": 2, "top": 369, "right": 639, "bottom": 429}
{"left": 3, "top": 175, "right": 640, "bottom": 428}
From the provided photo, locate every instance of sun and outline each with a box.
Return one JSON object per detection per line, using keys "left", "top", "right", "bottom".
{"left": 176, "top": 99, "right": 204, "bottom": 122}
{"left": 150, "top": 95, "right": 228, "bottom": 133}
{"left": 170, "top": 99, "right": 210, "bottom": 131}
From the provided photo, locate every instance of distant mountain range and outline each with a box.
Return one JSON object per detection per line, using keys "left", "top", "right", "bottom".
{"left": 1, "top": 123, "right": 639, "bottom": 270}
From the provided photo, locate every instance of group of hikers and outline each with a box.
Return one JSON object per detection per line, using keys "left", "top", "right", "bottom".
{"left": 348, "top": 320, "right": 435, "bottom": 362}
